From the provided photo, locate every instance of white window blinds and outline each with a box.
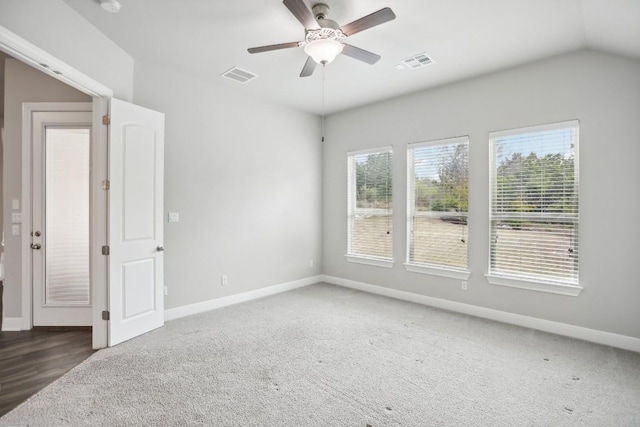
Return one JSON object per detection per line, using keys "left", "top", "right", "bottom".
{"left": 489, "top": 121, "right": 579, "bottom": 286}
{"left": 347, "top": 147, "right": 393, "bottom": 262}
{"left": 45, "top": 127, "right": 91, "bottom": 305}
{"left": 407, "top": 137, "right": 469, "bottom": 271}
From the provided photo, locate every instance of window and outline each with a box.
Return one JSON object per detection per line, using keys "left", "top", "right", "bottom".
{"left": 406, "top": 137, "right": 470, "bottom": 279}
{"left": 488, "top": 121, "right": 581, "bottom": 295}
{"left": 346, "top": 147, "right": 393, "bottom": 267}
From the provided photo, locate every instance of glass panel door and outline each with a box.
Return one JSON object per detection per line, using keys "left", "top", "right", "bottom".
{"left": 44, "top": 127, "right": 91, "bottom": 305}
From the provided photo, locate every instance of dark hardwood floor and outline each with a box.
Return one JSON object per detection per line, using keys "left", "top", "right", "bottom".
{"left": 0, "top": 328, "right": 95, "bottom": 417}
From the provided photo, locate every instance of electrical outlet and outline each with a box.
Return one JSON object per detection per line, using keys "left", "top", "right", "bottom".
{"left": 12, "top": 224, "right": 20, "bottom": 236}
{"left": 461, "top": 281, "right": 468, "bottom": 291}
{"left": 221, "top": 275, "right": 228, "bottom": 286}
{"left": 164, "top": 286, "right": 168, "bottom": 296}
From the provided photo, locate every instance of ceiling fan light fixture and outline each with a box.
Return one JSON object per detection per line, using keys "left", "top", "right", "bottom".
{"left": 304, "top": 38, "right": 344, "bottom": 64}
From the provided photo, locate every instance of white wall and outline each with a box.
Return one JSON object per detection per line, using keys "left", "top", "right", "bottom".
{"left": 323, "top": 50, "right": 640, "bottom": 339}
{"left": 133, "top": 61, "right": 322, "bottom": 310}
{"left": 0, "top": 0, "right": 134, "bottom": 101}
{"left": 2, "top": 59, "right": 90, "bottom": 318}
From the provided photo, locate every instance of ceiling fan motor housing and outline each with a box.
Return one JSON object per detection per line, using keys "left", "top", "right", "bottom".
{"left": 311, "top": 4, "right": 340, "bottom": 30}
{"left": 312, "top": 3, "right": 330, "bottom": 20}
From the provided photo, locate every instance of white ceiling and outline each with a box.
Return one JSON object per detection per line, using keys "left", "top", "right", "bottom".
{"left": 62, "top": 0, "right": 640, "bottom": 115}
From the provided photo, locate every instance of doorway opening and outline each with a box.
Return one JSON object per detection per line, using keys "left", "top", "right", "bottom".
{"left": 0, "top": 27, "right": 111, "bottom": 348}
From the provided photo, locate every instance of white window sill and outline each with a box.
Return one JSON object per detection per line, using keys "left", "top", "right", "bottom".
{"left": 486, "top": 274, "right": 583, "bottom": 296}
{"left": 345, "top": 254, "right": 394, "bottom": 268}
{"left": 404, "top": 263, "right": 470, "bottom": 280}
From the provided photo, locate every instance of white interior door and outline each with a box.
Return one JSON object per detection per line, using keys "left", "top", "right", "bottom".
{"left": 31, "top": 110, "right": 93, "bottom": 326}
{"left": 108, "top": 98, "right": 165, "bottom": 346}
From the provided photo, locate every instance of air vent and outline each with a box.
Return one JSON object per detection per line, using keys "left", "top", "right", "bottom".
{"left": 401, "top": 53, "right": 434, "bottom": 69}
{"left": 221, "top": 67, "right": 258, "bottom": 84}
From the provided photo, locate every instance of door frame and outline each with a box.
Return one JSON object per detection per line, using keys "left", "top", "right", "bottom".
{"left": 1, "top": 24, "right": 112, "bottom": 348}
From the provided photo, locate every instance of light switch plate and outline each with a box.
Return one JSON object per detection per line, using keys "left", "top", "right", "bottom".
{"left": 12, "top": 199, "right": 20, "bottom": 210}
{"left": 168, "top": 212, "right": 180, "bottom": 223}
{"left": 11, "top": 212, "right": 22, "bottom": 223}
{"left": 12, "top": 224, "right": 20, "bottom": 236}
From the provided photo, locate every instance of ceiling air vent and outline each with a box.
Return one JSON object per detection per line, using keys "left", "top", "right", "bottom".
{"left": 221, "top": 67, "right": 257, "bottom": 84}
{"left": 401, "top": 53, "right": 434, "bottom": 69}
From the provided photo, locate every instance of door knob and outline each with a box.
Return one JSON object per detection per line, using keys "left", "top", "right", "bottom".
{"left": 31, "top": 243, "right": 42, "bottom": 250}
{"left": 156, "top": 246, "right": 164, "bottom": 252}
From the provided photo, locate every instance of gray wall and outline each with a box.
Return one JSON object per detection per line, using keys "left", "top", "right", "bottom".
{"left": 322, "top": 50, "right": 640, "bottom": 339}
{"left": 0, "top": 51, "right": 7, "bottom": 116}
{"left": 0, "top": 52, "right": 8, "bottom": 250}
{"left": 133, "top": 60, "right": 322, "bottom": 310}
{"left": 0, "top": 116, "right": 3, "bottom": 257}
{"left": 3, "top": 59, "right": 90, "bottom": 317}
{"left": 0, "top": 0, "right": 134, "bottom": 101}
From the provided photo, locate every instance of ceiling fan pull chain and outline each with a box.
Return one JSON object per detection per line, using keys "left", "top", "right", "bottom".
{"left": 321, "top": 63, "right": 326, "bottom": 143}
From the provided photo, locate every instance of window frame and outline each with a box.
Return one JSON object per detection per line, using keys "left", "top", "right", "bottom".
{"left": 346, "top": 146, "right": 394, "bottom": 268}
{"left": 405, "top": 136, "right": 471, "bottom": 280}
{"left": 486, "top": 120, "right": 582, "bottom": 296}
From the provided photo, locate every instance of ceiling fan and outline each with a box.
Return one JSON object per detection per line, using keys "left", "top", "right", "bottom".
{"left": 248, "top": 0, "right": 396, "bottom": 77}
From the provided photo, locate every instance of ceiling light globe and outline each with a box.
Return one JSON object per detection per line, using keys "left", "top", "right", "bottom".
{"left": 304, "top": 39, "right": 344, "bottom": 65}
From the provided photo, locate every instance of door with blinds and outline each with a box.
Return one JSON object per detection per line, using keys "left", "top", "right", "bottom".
{"left": 31, "top": 108, "right": 93, "bottom": 326}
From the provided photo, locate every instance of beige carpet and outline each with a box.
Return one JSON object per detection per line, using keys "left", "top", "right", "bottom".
{"left": 2, "top": 283, "right": 639, "bottom": 426}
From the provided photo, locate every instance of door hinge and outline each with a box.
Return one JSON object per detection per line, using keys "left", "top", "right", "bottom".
{"left": 102, "top": 245, "right": 110, "bottom": 255}
{"left": 102, "top": 310, "right": 110, "bottom": 321}
{"left": 102, "top": 179, "right": 110, "bottom": 190}
{"left": 102, "top": 114, "right": 111, "bottom": 125}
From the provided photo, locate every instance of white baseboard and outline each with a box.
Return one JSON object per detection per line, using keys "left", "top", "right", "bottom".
{"left": 2, "top": 317, "right": 23, "bottom": 331}
{"left": 164, "top": 275, "right": 322, "bottom": 322}
{"left": 321, "top": 275, "right": 640, "bottom": 353}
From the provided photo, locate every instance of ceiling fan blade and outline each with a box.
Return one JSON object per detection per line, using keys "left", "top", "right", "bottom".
{"left": 341, "top": 44, "right": 381, "bottom": 65}
{"left": 247, "top": 42, "right": 300, "bottom": 54}
{"left": 283, "top": 0, "right": 321, "bottom": 30}
{"left": 300, "top": 56, "right": 317, "bottom": 77}
{"left": 340, "top": 7, "right": 396, "bottom": 37}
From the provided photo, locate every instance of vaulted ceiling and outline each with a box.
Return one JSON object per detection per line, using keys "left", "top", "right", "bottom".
{"left": 63, "top": 0, "right": 640, "bottom": 115}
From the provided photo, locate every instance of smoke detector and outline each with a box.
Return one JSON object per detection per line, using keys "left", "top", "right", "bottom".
{"left": 100, "top": 0, "right": 121, "bottom": 13}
